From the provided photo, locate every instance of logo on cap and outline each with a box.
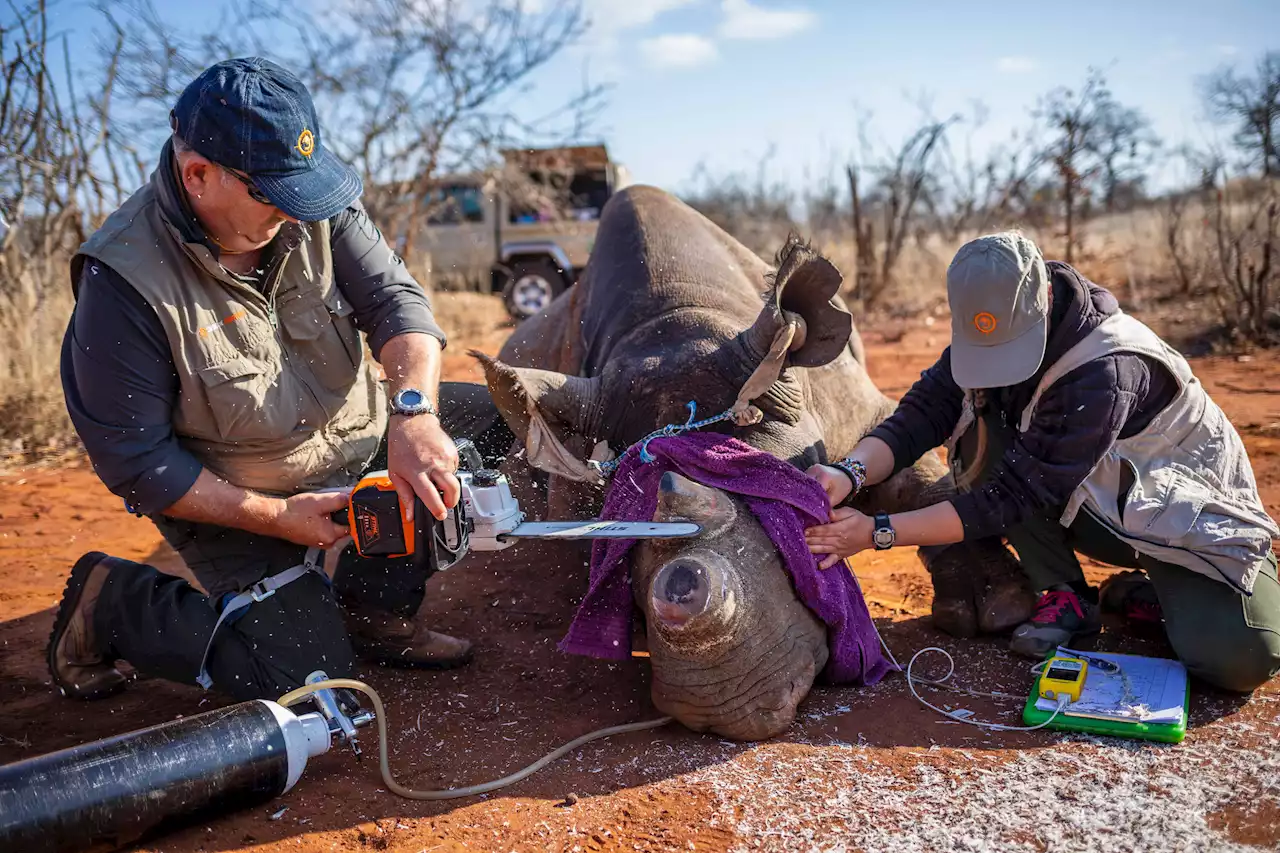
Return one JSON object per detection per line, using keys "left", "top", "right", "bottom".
{"left": 973, "top": 312, "right": 997, "bottom": 335}
{"left": 295, "top": 128, "right": 315, "bottom": 158}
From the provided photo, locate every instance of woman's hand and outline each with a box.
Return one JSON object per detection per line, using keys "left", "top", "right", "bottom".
{"left": 807, "top": 463, "right": 854, "bottom": 508}
{"left": 804, "top": 507, "right": 875, "bottom": 570}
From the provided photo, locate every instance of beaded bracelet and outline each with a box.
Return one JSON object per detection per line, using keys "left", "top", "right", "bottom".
{"left": 832, "top": 457, "right": 868, "bottom": 495}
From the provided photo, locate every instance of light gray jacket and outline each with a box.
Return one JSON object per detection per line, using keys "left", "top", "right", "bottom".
{"left": 1019, "top": 312, "right": 1278, "bottom": 594}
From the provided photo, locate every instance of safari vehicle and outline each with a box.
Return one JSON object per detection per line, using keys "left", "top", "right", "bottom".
{"left": 414, "top": 145, "right": 630, "bottom": 320}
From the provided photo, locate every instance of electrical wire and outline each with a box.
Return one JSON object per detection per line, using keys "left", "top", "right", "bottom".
{"left": 277, "top": 679, "right": 673, "bottom": 801}
{"left": 902, "top": 647, "right": 1071, "bottom": 732}
{"left": 849, "top": 566, "right": 1072, "bottom": 732}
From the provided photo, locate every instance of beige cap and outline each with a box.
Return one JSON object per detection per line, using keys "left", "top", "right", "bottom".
{"left": 947, "top": 232, "right": 1049, "bottom": 389}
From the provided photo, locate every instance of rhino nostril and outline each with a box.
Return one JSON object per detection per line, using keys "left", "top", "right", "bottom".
{"left": 664, "top": 564, "right": 702, "bottom": 603}
{"left": 651, "top": 560, "right": 714, "bottom": 628}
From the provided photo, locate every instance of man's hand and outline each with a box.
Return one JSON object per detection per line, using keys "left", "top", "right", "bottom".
{"left": 269, "top": 489, "right": 352, "bottom": 548}
{"left": 804, "top": 506, "right": 874, "bottom": 570}
{"left": 807, "top": 463, "right": 855, "bottom": 509}
{"left": 387, "top": 413, "right": 461, "bottom": 521}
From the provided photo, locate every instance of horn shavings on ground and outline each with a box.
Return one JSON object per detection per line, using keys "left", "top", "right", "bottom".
{"left": 662, "top": 689, "right": 1280, "bottom": 853}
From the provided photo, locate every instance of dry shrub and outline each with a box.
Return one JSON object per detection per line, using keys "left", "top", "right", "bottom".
{"left": 810, "top": 203, "right": 1191, "bottom": 326}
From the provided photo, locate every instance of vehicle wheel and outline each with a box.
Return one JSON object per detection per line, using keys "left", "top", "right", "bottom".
{"left": 502, "top": 259, "right": 566, "bottom": 320}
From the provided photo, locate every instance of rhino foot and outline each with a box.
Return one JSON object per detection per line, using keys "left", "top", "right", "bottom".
{"left": 923, "top": 547, "right": 979, "bottom": 639}
{"left": 973, "top": 543, "right": 1036, "bottom": 634}
{"left": 921, "top": 540, "right": 1035, "bottom": 638}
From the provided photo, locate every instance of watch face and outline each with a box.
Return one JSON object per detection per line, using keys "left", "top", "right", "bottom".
{"left": 398, "top": 389, "right": 423, "bottom": 407}
{"left": 873, "top": 528, "right": 894, "bottom": 548}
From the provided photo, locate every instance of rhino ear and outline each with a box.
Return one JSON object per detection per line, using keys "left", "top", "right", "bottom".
{"left": 653, "top": 471, "right": 736, "bottom": 536}
{"left": 743, "top": 237, "right": 852, "bottom": 368}
{"left": 471, "top": 351, "right": 604, "bottom": 482}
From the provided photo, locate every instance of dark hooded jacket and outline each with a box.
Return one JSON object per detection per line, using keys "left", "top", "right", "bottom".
{"left": 866, "top": 262, "right": 1180, "bottom": 539}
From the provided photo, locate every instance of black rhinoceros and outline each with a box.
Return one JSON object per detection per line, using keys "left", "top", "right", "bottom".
{"left": 474, "top": 185, "right": 1031, "bottom": 740}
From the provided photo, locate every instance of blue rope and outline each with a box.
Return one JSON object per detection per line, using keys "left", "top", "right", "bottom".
{"left": 591, "top": 401, "right": 735, "bottom": 479}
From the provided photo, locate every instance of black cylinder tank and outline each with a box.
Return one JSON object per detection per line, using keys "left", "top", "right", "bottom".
{"left": 0, "top": 700, "right": 296, "bottom": 853}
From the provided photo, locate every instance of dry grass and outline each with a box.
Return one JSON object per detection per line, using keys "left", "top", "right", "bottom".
{"left": 0, "top": 253, "right": 77, "bottom": 463}
{"left": 0, "top": 203, "right": 1246, "bottom": 464}
{"left": 810, "top": 205, "right": 1186, "bottom": 326}
{"left": 430, "top": 290, "right": 513, "bottom": 350}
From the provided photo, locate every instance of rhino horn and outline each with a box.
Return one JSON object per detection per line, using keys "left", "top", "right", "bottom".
{"left": 652, "top": 471, "right": 736, "bottom": 534}
{"left": 471, "top": 351, "right": 604, "bottom": 482}
{"left": 740, "top": 238, "right": 852, "bottom": 369}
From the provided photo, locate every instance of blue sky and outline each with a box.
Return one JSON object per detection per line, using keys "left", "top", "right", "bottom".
{"left": 48, "top": 0, "right": 1280, "bottom": 195}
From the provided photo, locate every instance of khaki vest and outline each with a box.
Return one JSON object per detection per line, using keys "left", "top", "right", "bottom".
{"left": 1016, "top": 312, "right": 1278, "bottom": 594}
{"left": 72, "top": 164, "right": 387, "bottom": 495}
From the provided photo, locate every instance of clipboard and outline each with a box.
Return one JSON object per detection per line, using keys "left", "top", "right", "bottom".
{"left": 1021, "top": 648, "right": 1190, "bottom": 744}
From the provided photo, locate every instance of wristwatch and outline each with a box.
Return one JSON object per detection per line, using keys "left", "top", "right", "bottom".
{"left": 390, "top": 388, "right": 437, "bottom": 417}
{"left": 872, "top": 511, "right": 895, "bottom": 550}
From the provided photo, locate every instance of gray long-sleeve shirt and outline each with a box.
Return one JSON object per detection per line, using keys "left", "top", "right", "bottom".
{"left": 61, "top": 201, "right": 446, "bottom": 514}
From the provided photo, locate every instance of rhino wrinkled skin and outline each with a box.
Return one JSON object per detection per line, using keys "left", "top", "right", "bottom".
{"left": 476, "top": 185, "right": 1032, "bottom": 741}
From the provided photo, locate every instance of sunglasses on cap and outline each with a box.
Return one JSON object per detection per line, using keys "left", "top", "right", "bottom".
{"left": 222, "top": 166, "right": 273, "bottom": 206}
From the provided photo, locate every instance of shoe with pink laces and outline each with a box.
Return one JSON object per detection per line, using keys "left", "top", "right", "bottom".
{"left": 1009, "top": 585, "right": 1102, "bottom": 659}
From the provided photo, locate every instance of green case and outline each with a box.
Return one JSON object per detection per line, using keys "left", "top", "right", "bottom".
{"left": 1020, "top": 670, "right": 1190, "bottom": 744}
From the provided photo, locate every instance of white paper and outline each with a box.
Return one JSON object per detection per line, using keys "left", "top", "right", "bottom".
{"left": 1034, "top": 648, "right": 1187, "bottom": 726}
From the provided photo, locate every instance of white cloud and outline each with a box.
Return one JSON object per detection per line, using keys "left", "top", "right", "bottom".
{"left": 996, "top": 55, "right": 1039, "bottom": 74}
{"left": 718, "top": 0, "right": 815, "bottom": 40}
{"left": 583, "top": 0, "right": 699, "bottom": 33}
{"left": 639, "top": 33, "right": 719, "bottom": 69}
{"left": 1214, "top": 44, "right": 1240, "bottom": 57}
{"left": 570, "top": 0, "right": 702, "bottom": 72}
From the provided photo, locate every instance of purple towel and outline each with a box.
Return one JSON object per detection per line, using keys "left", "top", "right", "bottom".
{"left": 558, "top": 432, "right": 895, "bottom": 685}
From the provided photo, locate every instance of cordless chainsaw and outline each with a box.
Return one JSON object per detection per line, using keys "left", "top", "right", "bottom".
{"left": 335, "top": 440, "right": 700, "bottom": 570}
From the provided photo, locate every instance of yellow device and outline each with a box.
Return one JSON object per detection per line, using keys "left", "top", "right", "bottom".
{"left": 1038, "top": 655, "right": 1089, "bottom": 704}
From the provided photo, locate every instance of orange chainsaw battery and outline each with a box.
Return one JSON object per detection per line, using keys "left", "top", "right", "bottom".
{"left": 347, "top": 474, "right": 415, "bottom": 558}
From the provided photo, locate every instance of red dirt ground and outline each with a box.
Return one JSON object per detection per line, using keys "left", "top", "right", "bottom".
{"left": 1, "top": 307, "right": 1277, "bottom": 852}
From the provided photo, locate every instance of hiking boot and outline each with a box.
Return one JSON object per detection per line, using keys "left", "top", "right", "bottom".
{"left": 1009, "top": 586, "right": 1102, "bottom": 659}
{"left": 343, "top": 606, "right": 473, "bottom": 670}
{"left": 47, "top": 552, "right": 128, "bottom": 700}
{"left": 1099, "top": 570, "right": 1164, "bottom": 625}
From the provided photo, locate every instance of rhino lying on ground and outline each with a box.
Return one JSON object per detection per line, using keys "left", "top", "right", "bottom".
{"left": 475, "top": 185, "right": 1032, "bottom": 740}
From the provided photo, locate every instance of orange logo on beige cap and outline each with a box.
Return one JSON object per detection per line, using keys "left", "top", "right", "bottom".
{"left": 295, "top": 128, "right": 315, "bottom": 158}
{"left": 974, "top": 312, "right": 997, "bottom": 335}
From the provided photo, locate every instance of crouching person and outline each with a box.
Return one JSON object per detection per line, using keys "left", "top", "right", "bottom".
{"left": 806, "top": 231, "right": 1280, "bottom": 692}
{"left": 49, "top": 58, "right": 512, "bottom": 703}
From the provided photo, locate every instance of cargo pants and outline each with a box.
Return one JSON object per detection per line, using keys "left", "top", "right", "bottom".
{"left": 958, "top": 409, "right": 1280, "bottom": 692}
{"left": 91, "top": 382, "right": 515, "bottom": 702}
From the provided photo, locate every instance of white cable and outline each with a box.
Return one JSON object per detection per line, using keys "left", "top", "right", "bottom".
{"left": 903, "top": 646, "right": 1071, "bottom": 731}
{"left": 849, "top": 567, "right": 1071, "bottom": 732}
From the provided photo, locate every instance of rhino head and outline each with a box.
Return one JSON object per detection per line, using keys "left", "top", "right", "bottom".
{"left": 632, "top": 471, "right": 829, "bottom": 740}
{"left": 475, "top": 237, "right": 860, "bottom": 740}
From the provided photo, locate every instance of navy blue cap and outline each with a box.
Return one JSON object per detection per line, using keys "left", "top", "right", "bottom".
{"left": 170, "top": 57, "right": 362, "bottom": 222}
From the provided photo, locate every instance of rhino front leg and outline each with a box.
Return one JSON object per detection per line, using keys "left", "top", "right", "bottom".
{"left": 854, "top": 452, "right": 1034, "bottom": 638}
